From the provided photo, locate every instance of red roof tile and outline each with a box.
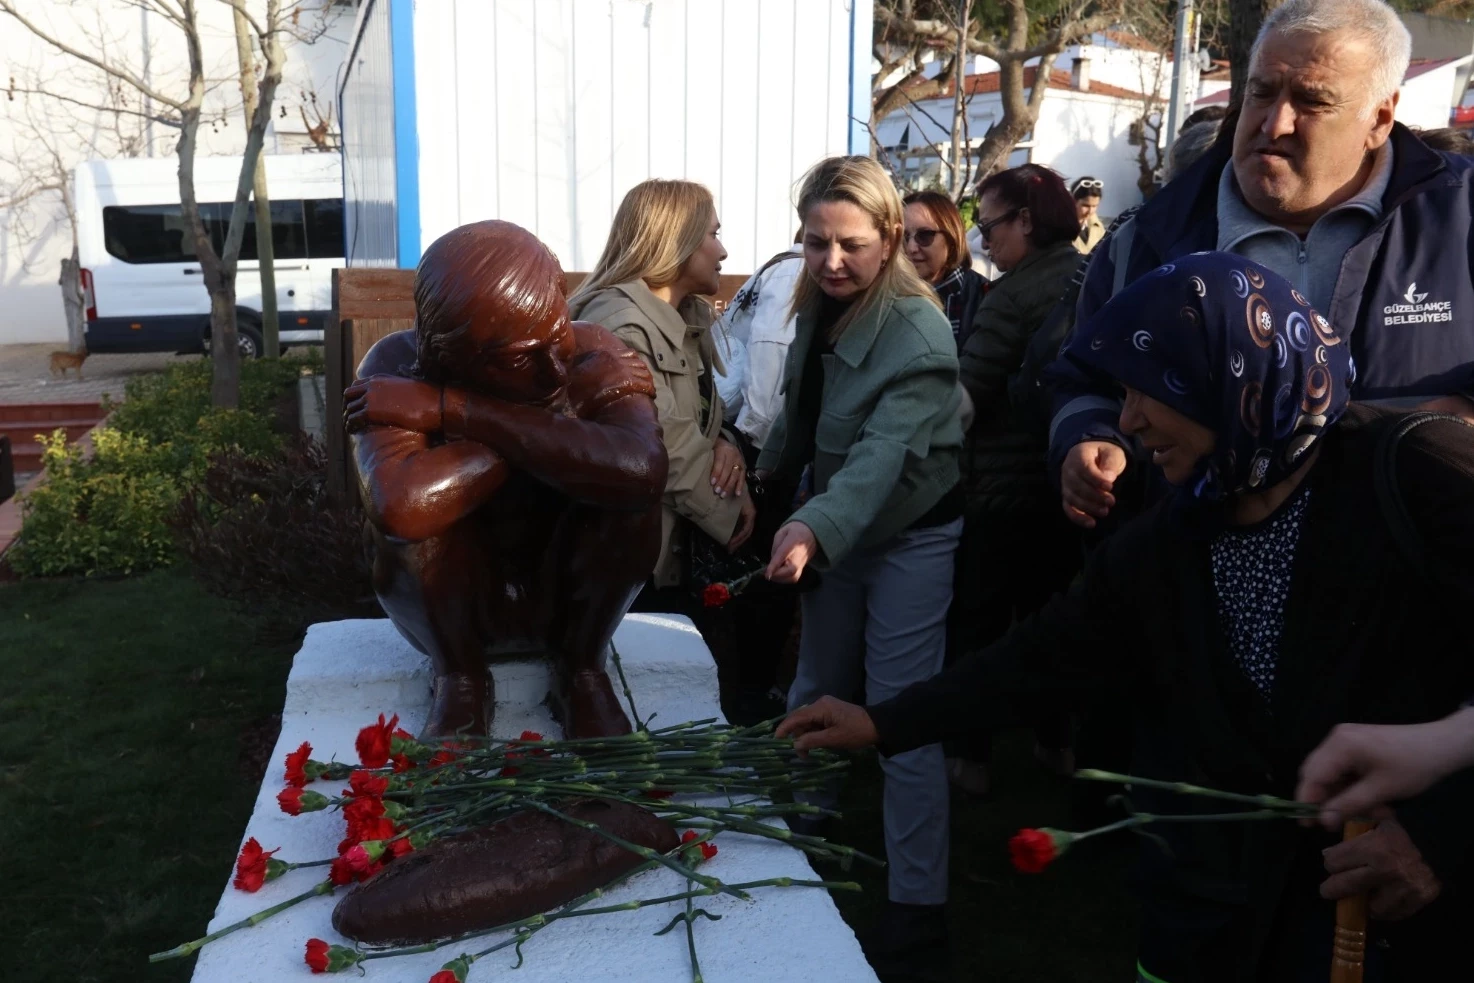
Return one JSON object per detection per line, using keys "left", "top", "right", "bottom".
{"left": 923, "top": 65, "right": 1151, "bottom": 102}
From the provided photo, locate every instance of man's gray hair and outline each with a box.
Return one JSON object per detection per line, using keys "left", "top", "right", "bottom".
{"left": 1254, "top": 0, "right": 1412, "bottom": 116}
{"left": 1165, "top": 121, "right": 1221, "bottom": 183}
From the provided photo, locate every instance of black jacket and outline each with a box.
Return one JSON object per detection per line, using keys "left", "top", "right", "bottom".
{"left": 959, "top": 239, "right": 1080, "bottom": 512}
{"left": 871, "top": 405, "right": 1474, "bottom": 981}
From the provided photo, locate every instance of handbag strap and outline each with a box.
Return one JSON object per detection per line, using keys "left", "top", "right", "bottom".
{"left": 1371, "top": 411, "right": 1449, "bottom": 578}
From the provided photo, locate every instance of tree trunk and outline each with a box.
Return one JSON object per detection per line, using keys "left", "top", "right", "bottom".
{"left": 59, "top": 248, "right": 85, "bottom": 353}
{"left": 234, "top": 5, "right": 279, "bottom": 358}
{"left": 1228, "top": 0, "right": 1274, "bottom": 107}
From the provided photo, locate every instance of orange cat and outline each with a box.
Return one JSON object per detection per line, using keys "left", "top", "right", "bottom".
{"left": 48, "top": 347, "right": 88, "bottom": 381}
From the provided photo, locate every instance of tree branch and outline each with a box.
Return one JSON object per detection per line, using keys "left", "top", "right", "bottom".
{"left": 0, "top": 0, "right": 186, "bottom": 110}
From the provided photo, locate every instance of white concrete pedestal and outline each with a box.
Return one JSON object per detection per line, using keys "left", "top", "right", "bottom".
{"left": 188, "top": 615, "right": 878, "bottom": 983}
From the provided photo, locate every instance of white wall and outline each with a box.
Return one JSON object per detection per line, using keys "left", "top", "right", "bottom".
{"left": 1033, "top": 92, "right": 1148, "bottom": 219}
{"left": 1397, "top": 62, "right": 1466, "bottom": 130}
{"left": 0, "top": 0, "right": 355, "bottom": 344}
{"left": 404, "top": 0, "right": 856, "bottom": 276}
{"left": 878, "top": 87, "right": 1148, "bottom": 220}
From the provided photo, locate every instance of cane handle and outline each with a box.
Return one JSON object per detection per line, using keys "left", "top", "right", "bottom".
{"left": 1329, "top": 819, "right": 1378, "bottom": 983}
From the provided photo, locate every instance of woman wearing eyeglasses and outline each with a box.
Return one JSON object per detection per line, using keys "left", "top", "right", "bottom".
{"left": 1071, "top": 176, "right": 1106, "bottom": 254}
{"left": 946, "top": 164, "right": 1086, "bottom": 794}
{"left": 902, "top": 191, "right": 989, "bottom": 349}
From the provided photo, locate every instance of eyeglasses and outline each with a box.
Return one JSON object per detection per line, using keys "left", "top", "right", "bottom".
{"left": 976, "top": 208, "right": 1021, "bottom": 244}
{"left": 1074, "top": 179, "right": 1103, "bottom": 192}
{"left": 904, "top": 227, "right": 941, "bottom": 248}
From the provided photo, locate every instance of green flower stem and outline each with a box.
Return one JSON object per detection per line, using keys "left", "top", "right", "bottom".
{"left": 671, "top": 817, "right": 885, "bottom": 868}
{"left": 280, "top": 858, "right": 335, "bottom": 871}
{"left": 522, "top": 800, "right": 749, "bottom": 901}
{"left": 148, "top": 880, "right": 334, "bottom": 962}
{"left": 608, "top": 641, "right": 645, "bottom": 730}
{"left": 684, "top": 878, "right": 704, "bottom": 983}
{"left": 1074, "top": 770, "right": 1316, "bottom": 814}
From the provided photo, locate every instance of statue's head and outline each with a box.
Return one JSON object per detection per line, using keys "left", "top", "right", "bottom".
{"left": 412, "top": 221, "right": 576, "bottom": 405}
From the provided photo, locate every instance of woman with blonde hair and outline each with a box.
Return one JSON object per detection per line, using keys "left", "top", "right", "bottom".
{"left": 757, "top": 155, "right": 962, "bottom": 974}
{"left": 568, "top": 180, "right": 756, "bottom": 611}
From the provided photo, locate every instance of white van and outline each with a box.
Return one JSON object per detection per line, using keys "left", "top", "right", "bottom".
{"left": 74, "top": 154, "right": 345, "bottom": 357}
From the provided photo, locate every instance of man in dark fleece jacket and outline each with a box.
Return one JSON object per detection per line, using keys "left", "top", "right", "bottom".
{"left": 1048, "top": 0, "right": 1474, "bottom": 532}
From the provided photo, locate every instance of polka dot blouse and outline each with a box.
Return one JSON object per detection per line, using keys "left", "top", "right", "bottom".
{"left": 1209, "top": 485, "right": 1312, "bottom": 699}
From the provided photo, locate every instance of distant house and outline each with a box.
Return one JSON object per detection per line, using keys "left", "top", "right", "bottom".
{"left": 874, "top": 61, "right": 1161, "bottom": 220}
{"left": 1192, "top": 56, "right": 1474, "bottom": 132}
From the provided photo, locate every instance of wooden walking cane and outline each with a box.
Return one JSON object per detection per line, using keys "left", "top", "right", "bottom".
{"left": 1330, "top": 820, "right": 1378, "bottom": 983}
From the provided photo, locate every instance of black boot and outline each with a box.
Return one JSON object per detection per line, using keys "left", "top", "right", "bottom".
{"left": 860, "top": 901, "right": 951, "bottom": 983}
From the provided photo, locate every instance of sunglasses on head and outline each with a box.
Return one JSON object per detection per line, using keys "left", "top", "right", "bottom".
{"left": 1074, "top": 179, "right": 1103, "bottom": 193}
{"left": 904, "top": 227, "right": 941, "bottom": 248}
{"left": 976, "top": 208, "right": 1021, "bottom": 243}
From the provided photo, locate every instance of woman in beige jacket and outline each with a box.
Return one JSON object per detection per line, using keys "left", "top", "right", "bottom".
{"left": 567, "top": 180, "right": 756, "bottom": 594}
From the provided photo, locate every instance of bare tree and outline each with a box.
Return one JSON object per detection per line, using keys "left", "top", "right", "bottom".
{"left": 234, "top": 3, "right": 279, "bottom": 359}
{"left": 876, "top": 0, "right": 1126, "bottom": 183}
{"left": 0, "top": 0, "right": 309, "bottom": 408}
{"left": 2, "top": 62, "right": 151, "bottom": 353}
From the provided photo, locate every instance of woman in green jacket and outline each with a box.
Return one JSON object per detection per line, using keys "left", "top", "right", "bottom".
{"left": 758, "top": 155, "right": 962, "bottom": 974}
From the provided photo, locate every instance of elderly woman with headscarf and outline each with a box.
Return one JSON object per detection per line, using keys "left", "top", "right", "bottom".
{"left": 779, "top": 252, "right": 1474, "bottom": 983}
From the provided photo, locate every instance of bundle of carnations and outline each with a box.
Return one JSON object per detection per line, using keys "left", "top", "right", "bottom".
{"left": 151, "top": 713, "right": 876, "bottom": 982}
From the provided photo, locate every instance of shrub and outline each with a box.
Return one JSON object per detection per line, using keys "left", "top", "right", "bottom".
{"left": 13, "top": 357, "right": 311, "bottom": 579}
{"left": 171, "top": 434, "right": 375, "bottom": 614}
{"left": 8, "top": 430, "right": 180, "bottom": 577}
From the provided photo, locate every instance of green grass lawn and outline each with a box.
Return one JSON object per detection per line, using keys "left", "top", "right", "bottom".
{"left": 0, "top": 569, "right": 1137, "bottom": 982}
{"left": 0, "top": 568, "right": 302, "bottom": 983}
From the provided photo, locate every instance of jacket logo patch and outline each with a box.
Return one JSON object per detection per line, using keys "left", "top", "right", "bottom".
{"left": 1384, "top": 282, "right": 1451, "bottom": 325}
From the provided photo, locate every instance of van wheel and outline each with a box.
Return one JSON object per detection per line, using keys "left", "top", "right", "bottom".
{"left": 202, "top": 321, "right": 265, "bottom": 359}
{"left": 236, "top": 322, "right": 264, "bottom": 359}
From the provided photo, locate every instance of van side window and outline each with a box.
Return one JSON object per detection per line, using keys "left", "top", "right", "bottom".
{"left": 103, "top": 203, "right": 231, "bottom": 264}
{"left": 305, "top": 198, "right": 345, "bottom": 259}
{"left": 104, "top": 204, "right": 203, "bottom": 263}
{"left": 238, "top": 199, "right": 307, "bottom": 262}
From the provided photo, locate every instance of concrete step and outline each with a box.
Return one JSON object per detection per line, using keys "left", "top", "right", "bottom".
{"left": 0, "top": 401, "right": 103, "bottom": 424}
{"left": 0, "top": 420, "right": 101, "bottom": 468}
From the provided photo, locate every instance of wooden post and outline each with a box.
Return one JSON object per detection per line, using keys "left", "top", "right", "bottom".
{"left": 1330, "top": 819, "right": 1378, "bottom": 983}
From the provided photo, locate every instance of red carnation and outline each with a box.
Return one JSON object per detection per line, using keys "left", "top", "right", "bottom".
{"left": 680, "top": 829, "right": 718, "bottom": 862}
{"left": 277, "top": 787, "right": 329, "bottom": 816}
{"left": 329, "top": 855, "right": 355, "bottom": 886}
{"left": 429, "top": 973, "right": 461, "bottom": 983}
{"left": 355, "top": 713, "right": 399, "bottom": 768}
{"left": 1008, "top": 827, "right": 1070, "bottom": 874}
{"left": 305, "top": 938, "right": 331, "bottom": 973}
{"left": 518, "top": 730, "right": 544, "bottom": 743}
{"left": 232, "top": 838, "right": 279, "bottom": 893}
{"left": 283, "top": 741, "right": 313, "bottom": 787}
{"left": 702, "top": 583, "right": 731, "bottom": 608}
{"left": 388, "top": 836, "right": 415, "bottom": 858}
{"left": 347, "top": 770, "right": 390, "bottom": 799}
{"left": 305, "top": 938, "right": 363, "bottom": 973}
{"left": 343, "top": 794, "right": 386, "bottom": 827}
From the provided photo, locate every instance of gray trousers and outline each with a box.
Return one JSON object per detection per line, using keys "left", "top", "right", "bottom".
{"left": 789, "top": 517, "right": 960, "bottom": 905}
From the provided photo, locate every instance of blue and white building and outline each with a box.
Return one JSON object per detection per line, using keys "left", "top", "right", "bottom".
{"left": 338, "top": 0, "right": 874, "bottom": 274}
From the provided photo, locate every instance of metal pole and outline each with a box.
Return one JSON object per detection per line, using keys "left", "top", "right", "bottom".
{"left": 1165, "top": 0, "right": 1196, "bottom": 152}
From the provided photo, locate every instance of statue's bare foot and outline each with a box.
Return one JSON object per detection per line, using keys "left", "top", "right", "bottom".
{"left": 556, "top": 669, "right": 632, "bottom": 739}
{"left": 422, "top": 671, "right": 491, "bottom": 739}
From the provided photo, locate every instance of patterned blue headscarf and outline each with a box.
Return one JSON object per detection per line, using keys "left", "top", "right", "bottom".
{"left": 1063, "top": 251, "right": 1355, "bottom": 505}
